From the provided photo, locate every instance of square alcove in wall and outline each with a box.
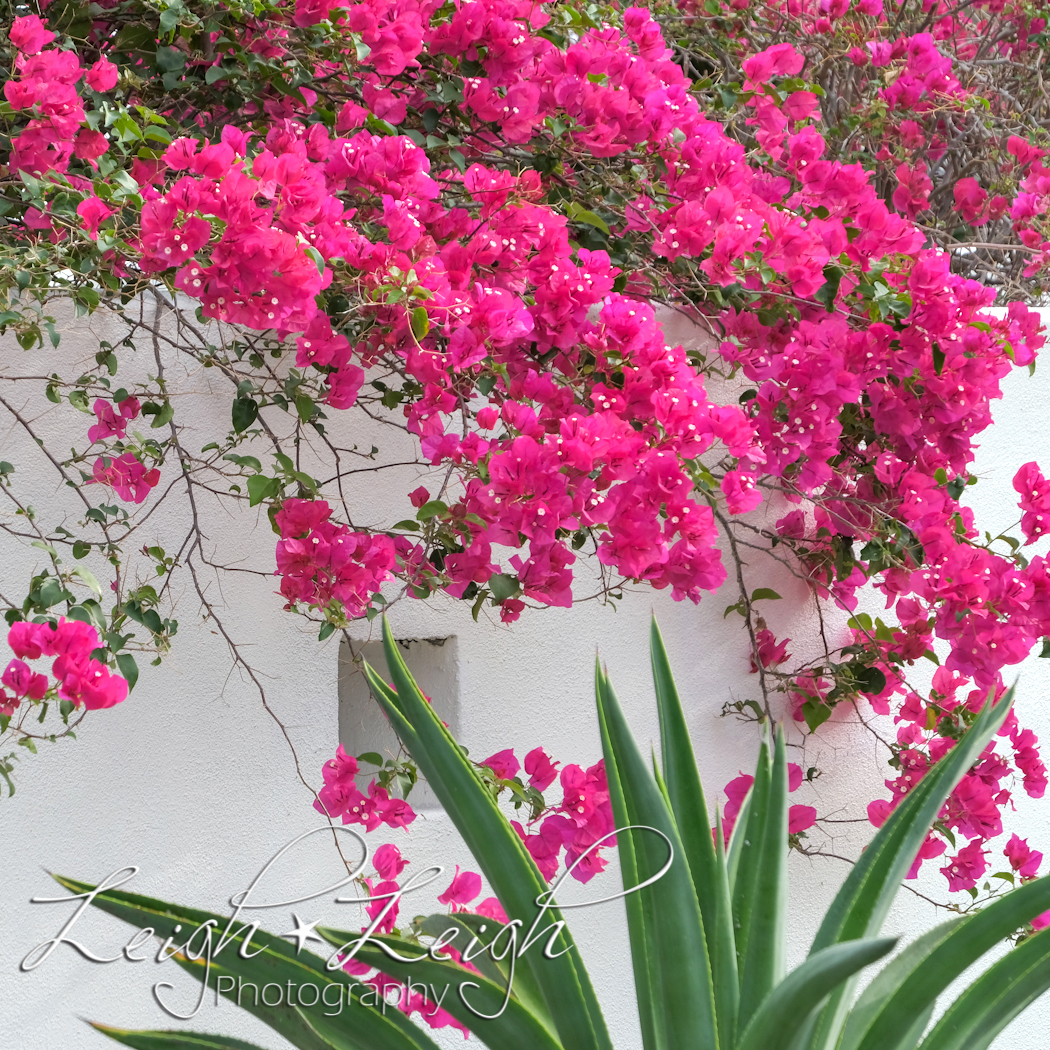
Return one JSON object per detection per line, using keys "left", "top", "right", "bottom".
{"left": 338, "top": 635, "right": 458, "bottom": 811}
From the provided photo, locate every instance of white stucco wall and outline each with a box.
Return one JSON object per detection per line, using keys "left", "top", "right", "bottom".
{"left": 2, "top": 304, "right": 1050, "bottom": 1049}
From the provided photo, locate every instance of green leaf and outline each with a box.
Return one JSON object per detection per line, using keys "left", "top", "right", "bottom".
{"left": 415, "top": 500, "right": 448, "bottom": 521}
{"left": 932, "top": 344, "right": 945, "bottom": 376}
{"left": 725, "top": 776, "right": 753, "bottom": 895}
{"left": 918, "top": 924, "right": 1050, "bottom": 1050}
{"left": 232, "top": 397, "right": 259, "bottom": 433}
{"left": 72, "top": 565, "right": 103, "bottom": 598}
{"left": 566, "top": 203, "right": 610, "bottom": 236}
{"left": 150, "top": 400, "right": 175, "bottom": 429}
{"left": 855, "top": 666, "right": 887, "bottom": 696}
{"left": 416, "top": 912, "right": 551, "bottom": 1027}
{"left": 802, "top": 699, "right": 832, "bottom": 733}
{"left": 247, "top": 476, "right": 280, "bottom": 507}
{"left": 58, "top": 874, "right": 442, "bottom": 1050}
{"left": 838, "top": 920, "right": 963, "bottom": 1050}
{"left": 736, "top": 938, "right": 897, "bottom": 1050}
{"left": 89, "top": 1023, "right": 273, "bottom": 1050}
{"left": 649, "top": 617, "right": 738, "bottom": 1049}
{"left": 410, "top": 307, "right": 430, "bottom": 340}
{"left": 814, "top": 266, "right": 843, "bottom": 313}
{"left": 849, "top": 875, "right": 1050, "bottom": 1050}
{"left": 115, "top": 653, "right": 139, "bottom": 691}
{"left": 488, "top": 573, "right": 521, "bottom": 603}
{"left": 72, "top": 541, "right": 91, "bottom": 559}
{"left": 304, "top": 245, "right": 325, "bottom": 276}
{"left": 363, "top": 618, "right": 613, "bottom": 1050}
{"left": 736, "top": 728, "right": 789, "bottom": 1031}
{"left": 750, "top": 588, "right": 783, "bottom": 601}
{"left": 594, "top": 661, "right": 719, "bottom": 1050}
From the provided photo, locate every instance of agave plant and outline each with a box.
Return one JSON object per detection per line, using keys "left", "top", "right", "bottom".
{"left": 73, "top": 616, "right": 1050, "bottom": 1050}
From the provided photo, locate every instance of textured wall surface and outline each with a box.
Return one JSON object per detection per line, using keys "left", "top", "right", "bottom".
{"left": 2, "top": 306, "right": 1050, "bottom": 1049}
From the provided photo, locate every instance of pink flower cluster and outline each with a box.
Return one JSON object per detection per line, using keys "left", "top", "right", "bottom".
{"left": 4, "top": 16, "right": 117, "bottom": 200}
{"left": 510, "top": 757, "right": 617, "bottom": 883}
{"left": 275, "top": 500, "right": 397, "bottom": 616}
{"left": 88, "top": 453, "right": 160, "bottom": 504}
{"left": 855, "top": 661, "right": 1048, "bottom": 888}
{"left": 88, "top": 397, "right": 141, "bottom": 443}
{"left": 313, "top": 744, "right": 415, "bottom": 831}
{"left": 4, "top": 618, "right": 128, "bottom": 712}
{"left": 1014, "top": 462, "right": 1050, "bottom": 543}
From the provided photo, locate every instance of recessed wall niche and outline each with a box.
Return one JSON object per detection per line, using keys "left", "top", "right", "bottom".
{"left": 338, "top": 634, "right": 458, "bottom": 812}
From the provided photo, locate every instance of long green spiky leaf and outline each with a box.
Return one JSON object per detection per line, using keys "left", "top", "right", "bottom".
{"left": 595, "top": 663, "right": 719, "bottom": 1050}
{"left": 918, "top": 924, "right": 1050, "bottom": 1050}
{"left": 314, "top": 926, "right": 562, "bottom": 1050}
{"left": 737, "top": 727, "right": 789, "bottom": 1030}
{"left": 735, "top": 937, "right": 897, "bottom": 1050}
{"left": 595, "top": 660, "right": 659, "bottom": 1050}
{"left": 711, "top": 811, "right": 739, "bottom": 1050}
{"left": 89, "top": 1025, "right": 274, "bottom": 1050}
{"left": 649, "top": 617, "right": 737, "bottom": 1047}
{"left": 650, "top": 618, "right": 719, "bottom": 929}
{"left": 731, "top": 731, "right": 772, "bottom": 1017}
{"left": 364, "top": 617, "right": 612, "bottom": 1050}
{"left": 851, "top": 875, "right": 1050, "bottom": 1050}
{"left": 56, "top": 875, "right": 441, "bottom": 1050}
{"left": 837, "top": 920, "right": 964, "bottom": 1050}
{"left": 803, "top": 689, "right": 1014, "bottom": 1050}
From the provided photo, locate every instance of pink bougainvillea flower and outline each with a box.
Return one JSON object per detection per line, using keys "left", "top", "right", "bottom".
{"left": 373, "top": 843, "right": 409, "bottom": 881}
{"left": 4, "top": 618, "right": 129, "bottom": 711}
{"left": 722, "top": 470, "right": 763, "bottom": 514}
{"left": 524, "top": 746, "right": 560, "bottom": 791}
{"left": 9, "top": 15, "right": 55, "bottom": 55}
{"left": 87, "top": 397, "right": 140, "bottom": 443}
{"left": 788, "top": 804, "right": 817, "bottom": 834}
{"left": 88, "top": 453, "right": 160, "bottom": 503}
{"left": 364, "top": 877, "right": 401, "bottom": 933}
{"left": 85, "top": 57, "right": 118, "bottom": 92}
{"left": 2, "top": 659, "right": 47, "bottom": 700}
{"left": 1004, "top": 833, "right": 1043, "bottom": 878}
{"left": 77, "top": 196, "right": 115, "bottom": 239}
{"left": 941, "top": 841, "right": 988, "bottom": 892}
{"left": 438, "top": 866, "right": 482, "bottom": 907}
{"left": 480, "top": 748, "right": 520, "bottom": 780}
{"left": 474, "top": 897, "right": 508, "bottom": 923}
{"left": 954, "top": 178, "right": 988, "bottom": 225}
